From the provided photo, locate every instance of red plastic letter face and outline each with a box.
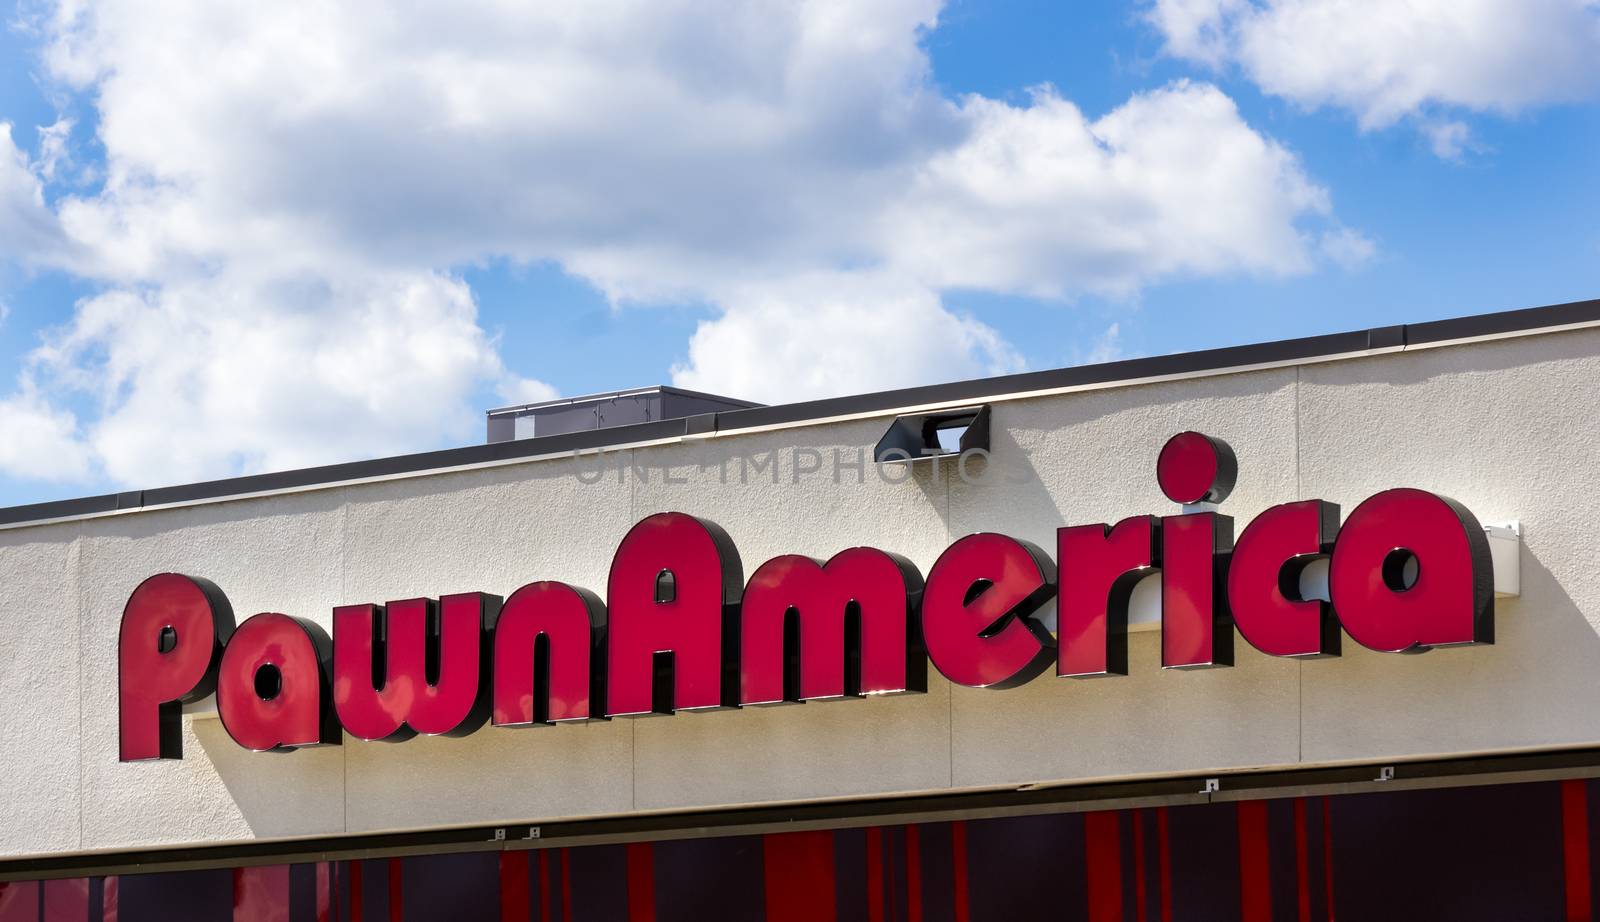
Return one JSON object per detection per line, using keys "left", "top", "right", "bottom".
{"left": 740, "top": 548, "right": 924, "bottom": 705}
{"left": 1329, "top": 489, "right": 1493, "bottom": 652}
{"left": 493, "top": 582, "right": 606, "bottom": 725}
{"left": 1157, "top": 432, "right": 1237, "bottom": 505}
{"left": 332, "top": 593, "right": 491, "bottom": 741}
{"left": 1162, "top": 512, "right": 1234, "bottom": 669}
{"left": 217, "top": 613, "right": 338, "bottom": 751}
{"left": 921, "top": 533, "right": 1055, "bottom": 688}
{"left": 119, "top": 573, "right": 234, "bottom": 761}
{"left": 1229, "top": 500, "right": 1341, "bottom": 658}
{"left": 1057, "top": 516, "right": 1158, "bottom": 678}
{"left": 607, "top": 513, "right": 742, "bottom": 715}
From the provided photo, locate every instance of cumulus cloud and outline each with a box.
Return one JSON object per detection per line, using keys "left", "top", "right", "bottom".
{"left": 1146, "top": 0, "right": 1248, "bottom": 66}
{"left": 34, "top": 1, "right": 954, "bottom": 291}
{"left": 0, "top": 123, "right": 66, "bottom": 265}
{"left": 883, "top": 82, "right": 1330, "bottom": 298}
{"left": 0, "top": 1, "right": 1358, "bottom": 488}
{"left": 32, "top": 118, "right": 75, "bottom": 183}
{"left": 671, "top": 273, "right": 1022, "bottom": 403}
{"left": 26, "top": 271, "right": 527, "bottom": 485}
{"left": 0, "top": 386, "right": 91, "bottom": 483}
{"left": 496, "top": 375, "right": 561, "bottom": 408}
{"left": 1148, "top": 0, "right": 1600, "bottom": 149}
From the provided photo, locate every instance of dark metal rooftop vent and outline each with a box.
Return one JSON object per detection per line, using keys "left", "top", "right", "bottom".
{"left": 486, "top": 386, "right": 762, "bottom": 443}
{"left": 872, "top": 405, "right": 991, "bottom": 464}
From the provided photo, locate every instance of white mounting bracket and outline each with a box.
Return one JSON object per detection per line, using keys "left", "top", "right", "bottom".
{"left": 1484, "top": 521, "right": 1520, "bottom": 599}
{"left": 183, "top": 694, "right": 219, "bottom": 719}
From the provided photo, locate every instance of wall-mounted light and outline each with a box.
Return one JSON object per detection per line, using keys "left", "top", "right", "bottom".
{"left": 873, "top": 405, "right": 991, "bottom": 464}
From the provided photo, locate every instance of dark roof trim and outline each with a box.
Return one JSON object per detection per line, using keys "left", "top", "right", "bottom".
{"left": 3, "top": 296, "right": 1597, "bottom": 528}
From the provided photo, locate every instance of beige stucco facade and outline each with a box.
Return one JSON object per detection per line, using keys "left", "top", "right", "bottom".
{"left": 4, "top": 321, "right": 1598, "bottom": 860}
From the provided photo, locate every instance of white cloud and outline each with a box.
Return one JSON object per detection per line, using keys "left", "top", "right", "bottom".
{"left": 33, "top": 118, "right": 74, "bottom": 183}
{"left": 1148, "top": 0, "right": 1600, "bottom": 149}
{"left": 0, "top": 1, "right": 1357, "bottom": 487}
{"left": 1421, "top": 119, "right": 1475, "bottom": 160}
{"left": 884, "top": 82, "right": 1330, "bottom": 298}
{"left": 0, "top": 123, "right": 66, "bottom": 265}
{"left": 0, "top": 386, "right": 91, "bottom": 483}
{"left": 1146, "top": 0, "right": 1248, "bottom": 66}
{"left": 24, "top": 270, "right": 525, "bottom": 486}
{"left": 35, "top": 1, "right": 954, "bottom": 291}
{"left": 1318, "top": 227, "right": 1377, "bottom": 271}
{"left": 1072, "top": 323, "right": 1128, "bottom": 366}
{"left": 671, "top": 273, "right": 1022, "bottom": 403}
{"left": 496, "top": 375, "right": 561, "bottom": 408}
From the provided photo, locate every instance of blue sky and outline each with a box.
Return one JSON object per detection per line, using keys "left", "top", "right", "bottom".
{"left": 0, "top": 0, "right": 1596, "bottom": 509}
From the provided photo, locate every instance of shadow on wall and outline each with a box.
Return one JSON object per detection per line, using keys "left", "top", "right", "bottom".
{"left": 923, "top": 430, "right": 1065, "bottom": 630}
{"left": 1327, "top": 328, "right": 1600, "bottom": 390}
{"left": 185, "top": 354, "right": 1600, "bottom": 839}
{"left": 1300, "top": 535, "right": 1600, "bottom": 761}
{"left": 195, "top": 717, "right": 347, "bottom": 840}
{"left": 189, "top": 526, "right": 1600, "bottom": 842}
{"left": 1476, "top": 537, "right": 1600, "bottom": 733}
{"left": 82, "top": 483, "right": 349, "bottom": 545}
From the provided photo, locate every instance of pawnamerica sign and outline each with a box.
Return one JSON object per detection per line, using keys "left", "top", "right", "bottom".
{"left": 117, "top": 432, "right": 1493, "bottom": 761}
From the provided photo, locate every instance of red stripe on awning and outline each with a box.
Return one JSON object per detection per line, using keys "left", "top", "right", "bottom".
{"left": 1237, "top": 801, "right": 1272, "bottom": 922}
{"left": 1134, "top": 810, "right": 1148, "bottom": 922}
{"left": 1564, "top": 779, "right": 1593, "bottom": 922}
{"left": 42, "top": 879, "right": 91, "bottom": 922}
{"left": 906, "top": 825, "right": 922, "bottom": 922}
{"left": 763, "top": 830, "right": 836, "bottom": 922}
{"left": 501, "top": 852, "right": 530, "bottom": 922}
{"left": 316, "top": 862, "right": 330, "bottom": 922}
{"left": 388, "top": 859, "right": 403, "bottom": 922}
{"left": 232, "top": 865, "right": 289, "bottom": 922}
{"left": 1157, "top": 808, "right": 1172, "bottom": 922}
{"left": 626, "top": 842, "right": 655, "bottom": 922}
{"left": 866, "top": 827, "right": 885, "bottom": 922}
{"left": 1321, "top": 799, "right": 1336, "bottom": 922}
{"left": 951, "top": 821, "right": 970, "bottom": 922}
{"left": 560, "top": 850, "right": 573, "bottom": 922}
{"left": 1085, "top": 810, "right": 1124, "bottom": 922}
{"left": 104, "top": 877, "right": 119, "bottom": 922}
{"left": 1294, "top": 799, "right": 1312, "bottom": 922}
{"left": 350, "top": 862, "right": 363, "bottom": 922}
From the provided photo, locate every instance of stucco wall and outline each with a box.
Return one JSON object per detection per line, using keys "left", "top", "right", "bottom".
{"left": 3, "top": 327, "right": 1598, "bottom": 859}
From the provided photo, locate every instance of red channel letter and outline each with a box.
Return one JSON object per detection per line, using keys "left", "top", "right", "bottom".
{"left": 217, "top": 613, "right": 338, "bottom": 751}
{"left": 1057, "top": 516, "right": 1158, "bottom": 678}
{"left": 1329, "top": 488, "right": 1493, "bottom": 652}
{"left": 118, "top": 573, "right": 234, "bottom": 761}
{"left": 1156, "top": 431, "right": 1237, "bottom": 505}
{"left": 921, "top": 533, "right": 1056, "bottom": 688}
{"left": 1229, "top": 500, "right": 1341, "bottom": 658}
{"left": 493, "top": 581, "right": 606, "bottom": 725}
{"left": 333, "top": 592, "right": 492, "bottom": 741}
{"left": 740, "top": 548, "right": 924, "bottom": 704}
{"left": 607, "top": 512, "right": 743, "bottom": 715}
{"left": 1162, "top": 512, "right": 1234, "bottom": 668}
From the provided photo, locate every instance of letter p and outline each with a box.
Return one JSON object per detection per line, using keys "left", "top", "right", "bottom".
{"left": 118, "top": 573, "right": 233, "bottom": 761}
